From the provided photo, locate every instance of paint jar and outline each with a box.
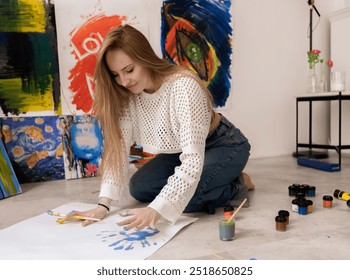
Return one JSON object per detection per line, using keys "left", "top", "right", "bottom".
{"left": 275, "top": 216, "right": 287, "bottom": 232}
{"left": 219, "top": 219, "right": 235, "bottom": 241}
{"left": 347, "top": 200, "right": 350, "bottom": 208}
{"left": 306, "top": 186, "right": 316, "bottom": 197}
{"left": 323, "top": 195, "right": 333, "bottom": 208}
{"left": 300, "top": 184, "right": 309, "bottom": 196}
{"left": 278, "top": 210, "right": 290, "bottom": 225}
{"left": 298, "top": 200, "right": 308, "bottom": 215}
{"left": 289, "top": 183, "right": 301, "bottom": 196}
{"left": 307, "top": 200, "right": 313, "bottom": 213}
{"left": 333, "top": 189, "right": 350, "bottom": 201}
{"left": 288, "top": 185, "right": 297, "bottom": 196}
{"left": 223, "top": 206, "right": 234, "bottom": 220}
{"left": 292, "top": 198, "right": 299, "bottom": 212}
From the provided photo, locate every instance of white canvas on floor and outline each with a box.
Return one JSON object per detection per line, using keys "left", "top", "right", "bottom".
{"left": 0, "top": 202, "right": 197, "bottom": 260}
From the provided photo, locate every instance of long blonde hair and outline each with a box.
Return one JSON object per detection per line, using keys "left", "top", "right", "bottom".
{"left": 94, "top": 24, "right": 213, "bottom": 180}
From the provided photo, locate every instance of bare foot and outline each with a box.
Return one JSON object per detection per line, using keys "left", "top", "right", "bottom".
{"left": 242, "top": 172, "right": 255, "bottom": 191}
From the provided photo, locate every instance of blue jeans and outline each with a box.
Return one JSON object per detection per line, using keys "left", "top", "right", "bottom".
{"left": 129, "top": 114, "right": 251, "bottom": 214}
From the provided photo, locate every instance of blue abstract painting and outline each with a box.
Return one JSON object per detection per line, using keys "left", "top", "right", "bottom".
{"left": 59, "top": 115, "right": 103, "bottom": 179}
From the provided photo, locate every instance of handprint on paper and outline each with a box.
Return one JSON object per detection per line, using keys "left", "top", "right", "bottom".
{"left": 97, "top": 227, "right": 160, "bottom": 251}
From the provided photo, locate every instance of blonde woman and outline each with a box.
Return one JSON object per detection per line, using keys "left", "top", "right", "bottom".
{"left": 74, "top": 24, "right": 253, "bottom": 230}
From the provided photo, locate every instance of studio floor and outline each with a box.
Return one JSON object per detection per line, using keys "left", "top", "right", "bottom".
{"left": 1, "top": 154, "right": 350, "bottom": 260}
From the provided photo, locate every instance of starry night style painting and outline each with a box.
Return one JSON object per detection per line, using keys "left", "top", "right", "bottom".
{"left": 161, "top": 0, "right": 233, "bottom": 108}
{"left": 1, "top": 116, "right": 65, "bottom": 183}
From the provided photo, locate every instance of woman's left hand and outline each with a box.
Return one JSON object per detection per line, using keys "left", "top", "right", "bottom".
{"left": 117, "top": 207, "right": 161, "bottom": 230}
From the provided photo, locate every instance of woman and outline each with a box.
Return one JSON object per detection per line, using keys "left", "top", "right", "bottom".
{"left": 75, "top": 24, "right": 253, "bottom": 230}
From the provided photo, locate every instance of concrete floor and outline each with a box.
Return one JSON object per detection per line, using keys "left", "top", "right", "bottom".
{"left": 1, "top": 154, "right": 350, "bottom": 260}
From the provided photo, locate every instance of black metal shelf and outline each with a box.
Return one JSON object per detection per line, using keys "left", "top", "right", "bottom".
{"left": 295, "top": 92, "right": 350, "bottom": 168}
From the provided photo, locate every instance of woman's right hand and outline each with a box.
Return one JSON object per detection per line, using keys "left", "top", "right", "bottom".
{"left": 65, "top": 206, "right": 108, "bottom": 226}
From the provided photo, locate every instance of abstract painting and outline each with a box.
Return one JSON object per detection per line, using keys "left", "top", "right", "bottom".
{"left": 161, "top": 0, "right": 233, "bottom": 108}
{"left": 0, "top": 0, "right": 60, "bottom": 116}
{"left": 55, "top": 0, "right": 150, "bottom": 115}
{"left": 1, "top": 116, "right": 65, "bottom": 183}
{"left": 0, "top": 139, "right": 22, "bottom": 200}
{"left": 0, "top": 202, "right": 198, "bottom": 259}
{"left": 59, "top": 115, "right": 103, "bottom": 179}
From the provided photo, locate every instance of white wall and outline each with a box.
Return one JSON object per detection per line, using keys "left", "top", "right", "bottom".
{"left": 221, "top": 0, "right": 343, "bottom": 159}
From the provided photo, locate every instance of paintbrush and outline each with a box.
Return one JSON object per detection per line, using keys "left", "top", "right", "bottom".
{"left": 47, "top": 210, "right": 101, "bottom": 223}
{"left": 227, "top": 198, "right": 247, "bottom": 222}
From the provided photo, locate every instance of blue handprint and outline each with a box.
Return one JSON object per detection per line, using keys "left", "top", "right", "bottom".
{"left": 97, "top": 227, "right": 159, "bottom": 251}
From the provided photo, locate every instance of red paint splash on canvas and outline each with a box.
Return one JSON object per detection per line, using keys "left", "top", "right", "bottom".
{"left": 68, "top": 14, "right": 126, "bottom": 113}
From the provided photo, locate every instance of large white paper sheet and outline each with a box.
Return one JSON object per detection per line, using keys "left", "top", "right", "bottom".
{"left": 0, "top": 202, "right": 197, "bottom": 260}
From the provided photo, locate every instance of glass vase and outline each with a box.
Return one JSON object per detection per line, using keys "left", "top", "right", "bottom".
{"left": 307, "top": 68, "right": 317, "bottom": 93}
{"left": 317, "top": 64, "right": 328, "bottom": 92}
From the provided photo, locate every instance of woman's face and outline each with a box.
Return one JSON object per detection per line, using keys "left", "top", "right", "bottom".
{"left": 106, "top": 49, "right": 155, "bottom": 94}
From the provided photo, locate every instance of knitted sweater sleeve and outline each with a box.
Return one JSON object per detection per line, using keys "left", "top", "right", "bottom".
{"left": 148, "top": 76, "right": 212, "bottom": 223}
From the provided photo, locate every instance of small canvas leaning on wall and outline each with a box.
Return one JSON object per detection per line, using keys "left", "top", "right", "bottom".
{"left": 59, "top": 115, "right": 103, "bottom": 180}
{"left": 0, "top": 139, "right": 22, "bottom": 200}
{"left": 1, "top": 116, "right": 65, "bottom": 183}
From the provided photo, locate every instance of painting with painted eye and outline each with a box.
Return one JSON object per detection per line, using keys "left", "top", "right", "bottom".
{"left": 161, "top": 0, "right": 233, "bottom": 108}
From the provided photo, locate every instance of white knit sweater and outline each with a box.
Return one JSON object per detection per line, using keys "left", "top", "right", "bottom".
{"left": 99, "top": 74, "right": 212, "bottom": 223}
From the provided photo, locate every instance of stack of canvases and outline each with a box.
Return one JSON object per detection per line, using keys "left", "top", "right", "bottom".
{"left": 0, "top": 0, "right": 104, "bottom": 199}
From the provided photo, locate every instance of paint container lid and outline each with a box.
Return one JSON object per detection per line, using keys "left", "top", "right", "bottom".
{"left": 299, "top": 185, "right": 309, "bottom": 194}
{"left": 333, "top": 189, "right": 341, "bottom": 198}
{"left": 295, "top": 193, "right": 306, "bottom": 199}
{"left": 278, "top": 210, "right": 290, "bottom": 217}
{"left": 275, "top": 215, "right": 286, "bottom": 223}
{"left": 224, "top": 206, "right": 234, "bottom": 213}
{"left": 292, "top": 183, "right": 301, "bottom": 187}
{"left": 307, "top": 200, "right": 313, "bottom": 206}
{"left": 323, "top": 195, "right": 333, "bottom": 201}
{"left": 298, "top": 200, "right": 308, "bottom": 207}
{"left": 292, "top": 198, "right": 299, "bottom": 205}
